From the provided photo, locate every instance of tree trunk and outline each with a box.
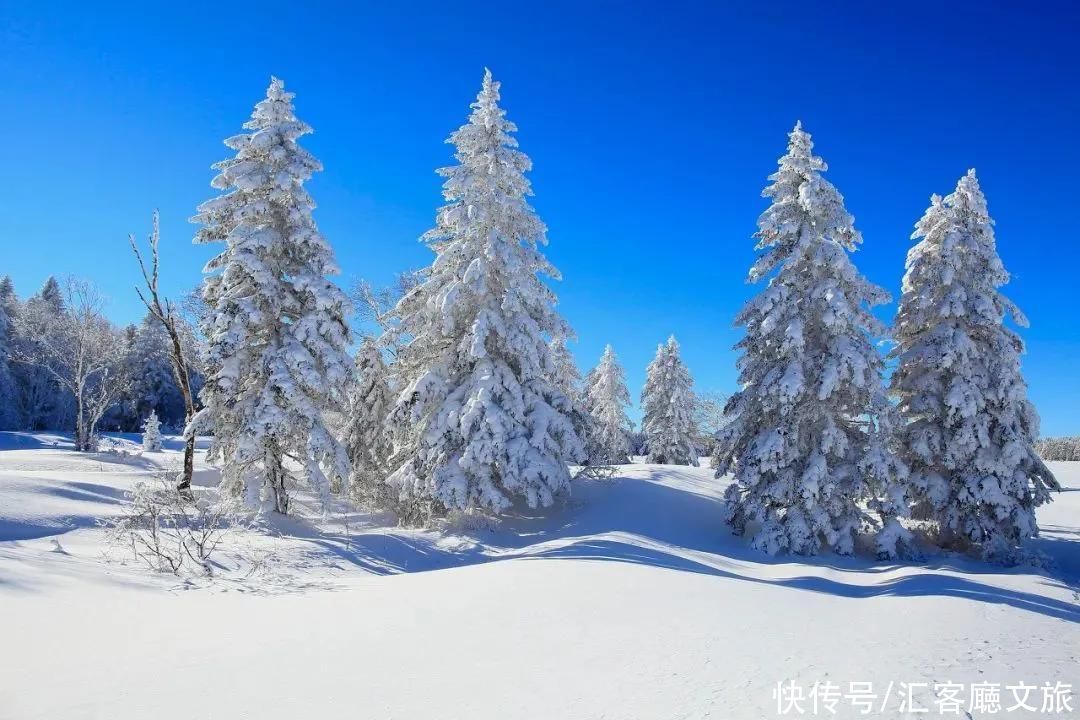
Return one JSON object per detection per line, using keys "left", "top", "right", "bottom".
{"left": 266, "top": 450, "right": 289, "bottom": 514}
{"left": 169, "top": 330, "right": 196, "bottom": 493}
{"left": 129, "top": 218, "right": 198, "bottom": 492}
{"left": 179, "top": 434, "right": 196, "bottom": 496}
{"left": 75, "top": 387, "right": 86, "bottom": 452}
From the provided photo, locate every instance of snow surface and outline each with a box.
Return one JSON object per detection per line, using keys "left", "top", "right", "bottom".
{"left": 1, "top": 431, "right": 1078, "bottom": 719}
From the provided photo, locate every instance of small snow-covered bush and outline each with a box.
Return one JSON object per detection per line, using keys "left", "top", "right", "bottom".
{"left": 104, "top": 472, "right": 234, "bottom": 576}
{"left": 444, "top": 507, "right": 500, "bottom": 533}
{"left": 141, "top": 410, "right": 162, "bottom": 451}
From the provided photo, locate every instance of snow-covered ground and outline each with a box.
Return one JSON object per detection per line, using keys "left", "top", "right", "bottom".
{"left": 1, "top": 432, "right": 1077, "bottom": 719}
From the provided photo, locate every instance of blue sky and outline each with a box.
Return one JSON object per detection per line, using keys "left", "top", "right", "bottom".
{"left": 1, "top": 1, "right": 1078, "bottom": 434}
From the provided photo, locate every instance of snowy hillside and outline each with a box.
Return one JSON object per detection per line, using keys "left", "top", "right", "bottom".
{"left": 1, "top": 432, "right": 1077, "bottom": 719}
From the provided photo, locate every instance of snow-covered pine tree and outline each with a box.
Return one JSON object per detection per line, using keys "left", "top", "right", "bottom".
{"left": 344, "top": 337, "right": 393, "bottom": 507}
{"left": 0, "top": 276, "right": 16, "bottom": 429}
{"left": 13, "top": 278, "right": 69, "bottom": 430}
{"left": 582, "top": 344, "right": 633, "bottom": 465}
{"left": 716, "top": 122, "right": 897, "bottom": 556}
{"left": 549, "top": 337, "right": 583, "bottom": 410}
{"left": 37, "top": 276, "right": 65, "bottom": 314}
{"left": 142, "top": 409, "right": 163, "bottom": 451}
{"left": 549, "top": 336, "right": 592, "bottom": 452}
{"left": 890, "top": 170, "right": 1057, "bottom": 562}
{"left": 385, "top": 69, "right": 583, "bottom": 523}
{"left": 124, "top": 314, "right": 187, "bottom": 429}
{"left": 0, "top": 276, "right": 15, "bottom": 311}
{"left": 641, "top": 336, "right": 698, "bottom": 466}
{"left": 188, "top": 77, "right": 352, "bottom": 515}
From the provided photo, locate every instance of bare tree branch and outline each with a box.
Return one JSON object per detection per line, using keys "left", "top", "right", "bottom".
{"left": 129, "top": 211, "right": 200, "bottom": 490}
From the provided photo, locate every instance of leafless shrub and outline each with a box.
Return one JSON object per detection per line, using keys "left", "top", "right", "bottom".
{"left": 103, "top": 472, "right": 235, "bottom": 576}
{"left": 574, "top": 464, "right": 618, "bottom": 481}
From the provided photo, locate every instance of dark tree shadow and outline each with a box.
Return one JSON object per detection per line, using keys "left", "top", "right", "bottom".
{"left": 267, "top": 469, "right": 1080, "bottom": 624}
{"left": 0, "top": 430, "right": 211, "bottom": 453}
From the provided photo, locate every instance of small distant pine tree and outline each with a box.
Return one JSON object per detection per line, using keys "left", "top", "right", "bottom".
{"left": 549, "top": 336, "right": 592, "bottom": 451}
{"left": 142, "top": 410, "right": 163, "bottom": 452}
{"left": 37, "top": 276, "right": 65, "bottom": 314}
{"left": 0, "top": 276, "right": 16, "bottom": 429}
{"left": 12, "top": 279, "right": 68, "bottom": 430}
{"left": 641, "top": 336, "right": 698, "bottom": 466}
{"left": 583, "top": 345, "right": 633, "bottom": 465}
{"left": 0, "top": 277, "right": 15, "bottom": 310}
{"left": 890, "top": 170, "right": 1058, "bottom": 562}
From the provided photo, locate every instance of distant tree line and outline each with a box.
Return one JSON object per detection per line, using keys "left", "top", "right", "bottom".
{"left": 0, "top": 274, "right": 204, "bottom": 449}
{"left": 1035, "top": 436, "right": 1080, "bottom": 461}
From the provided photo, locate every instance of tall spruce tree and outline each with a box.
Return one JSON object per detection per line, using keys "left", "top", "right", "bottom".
{"left": 583, "top": 345, "right": 633, "bottom": 465}
{"left": 188, "top": 77, "right": 352, "bottom": 514}
{"left": 891, "top": 170, "right": 1057, "bottom": 562}
{"left": 385, "top": 70, "right": 582, "bottom": 523}
{"left": 641, "top": 336, "right": 698, "bottom": 466}
{"left": 716, "top": 123, "right": 896, "bottom": 556}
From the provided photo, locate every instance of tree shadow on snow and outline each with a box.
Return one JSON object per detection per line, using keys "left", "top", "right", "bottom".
{"left": 267, "top": 469, "right": 1080, "bottom": 624}
{"left": 0, "top": 480, "right": 128, "bottom": 542}
{"left": 0, "top": 431, "right": 73, "bottom": 451}
{"left": 35, "top": 480, "right": 126, "bottom": 505}
{"left": 0, "top": 431, "right": 211, "bottom": 454}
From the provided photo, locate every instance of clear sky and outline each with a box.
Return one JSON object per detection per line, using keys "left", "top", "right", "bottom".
{"left": 1, "top": 1, "right": 1078, "bottom": 434}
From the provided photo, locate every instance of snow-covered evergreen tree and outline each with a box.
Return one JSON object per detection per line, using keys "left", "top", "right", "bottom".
{"left": 122, "top": 314, "right": 188, "bottom": 429}
{"left": 549, "top": 336, "right": 592, "bottom": 452}
{"left": 344, "top": 337, "right": 393, "bottom": 507}
{"left": 141, "top": 409, "right": 163, "bottom": 451}
{"left": 716, "top": 123, "right": 897, "bottom": 556}
{"left": 641, "top": 336, "right": 698, "bottom": 466}
{"left": 582, "top": 344, "right": 633, "bottom": 464}
{"left": 38, "top": 276, "right": 65, "bottom": 314}
{"left": 0, "top": 276, "right": 16, "bottom": 429}
{"left": 890, "top": 170, "right": 1057, "bottom": 562}
{"left": 549, "top": 337, "right": 583, "bottom": 410}
{"left": 385, "top": 70, "right": 582, "bottom": 523}
{"left": 12, "top": 278, "right": 70, "bottom": 430}
{"left": 188, "top": 77, "right": 352, "bottom": 515}
{"left": 0, "top": 277, "right": 15, "bottom": 312}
